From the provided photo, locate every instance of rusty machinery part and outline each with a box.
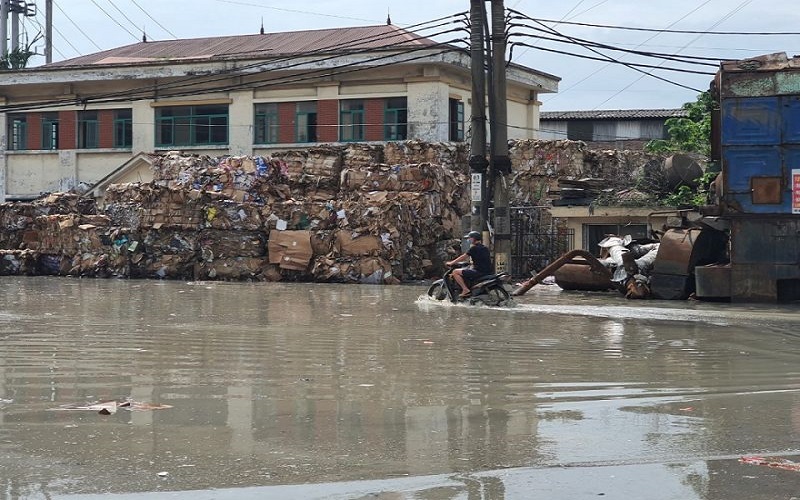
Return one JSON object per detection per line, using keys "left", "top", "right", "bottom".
{"left": 650, "top": 227, "right": 728, "bottom": 300}
{"left": 511, "top": 249, "right": 611, "bottom": 296}
{"left": 554, "top": 262, "right": 615, "bottom": 291}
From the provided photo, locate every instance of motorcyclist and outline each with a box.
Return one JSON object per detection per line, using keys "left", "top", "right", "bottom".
{"left": 446, "top": 230, "right": 492, "bottom": 298}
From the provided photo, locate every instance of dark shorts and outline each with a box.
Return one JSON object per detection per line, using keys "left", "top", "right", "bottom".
{"left": 462, "top": 269, "right": 487, "bottom": 284}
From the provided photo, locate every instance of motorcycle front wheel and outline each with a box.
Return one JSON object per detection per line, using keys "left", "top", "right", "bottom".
{"left": 427, "top": 281, "right": 448, "bottom": 301}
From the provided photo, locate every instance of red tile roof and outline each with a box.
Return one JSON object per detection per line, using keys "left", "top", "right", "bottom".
{"left": 48, "top": 25, "right": 438, "bottom": 68}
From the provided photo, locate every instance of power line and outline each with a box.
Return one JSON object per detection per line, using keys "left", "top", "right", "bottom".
{"left": 212, "top": 0, "right": 380, "bottom": 24}
{"left": 513, "top": 0, "right": 589, "bottom": 60}
{"left": 508, "top": 25, "right": 721, "bottom": 66}
{"left": 509, "top": 9, "right": 705, "bottom": 93}
{"left": 509, "top": 43, "right": 715, "bottom": 75}
{"left": 593, "top": 0, "right": 753, "bottom": 109}
{"left": 53, "top": 0, "right": 103, "bottom": 51}
{"left": 71, "top": 17, "right": 468, "bottom": 105}
{"left": 105, "top": 0, "right": 146, "bottom": 38}
{"left": 88, "top": 0, "right": 139, "bottom": 41}
{"left": 128, "top": 0, "right": 178, "bottom": 39}
{"left": 529, "top": 16, "right": 800, "bottom": 36}
{"left": 512, "top": 1, "right": 713, "bottom": 104}
{"left": 32, "top": 11, "right": 69, "bottom": 59}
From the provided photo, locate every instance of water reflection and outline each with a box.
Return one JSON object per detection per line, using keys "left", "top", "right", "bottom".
{"left": 0, "top": 278, "right": 799, "bottom": 498}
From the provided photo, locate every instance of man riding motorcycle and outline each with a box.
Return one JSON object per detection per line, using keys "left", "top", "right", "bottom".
{"left": 446, "top": 231, "right": 492, "bottom": 298}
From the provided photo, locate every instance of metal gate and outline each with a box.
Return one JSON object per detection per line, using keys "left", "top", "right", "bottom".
{"left": 508, "top": 207, "right": 574, "bottom": 278}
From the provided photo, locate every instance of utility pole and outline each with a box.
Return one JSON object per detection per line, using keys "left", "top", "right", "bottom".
{"left": 489, "top": 0, "right": 512, "bottom": 274}
{"left": 11, "top": 2, "right": 18, "bottom": 51}
{"left": 0, "top": 1, "right": 8, "bottom": 57}
{"left": 468, "top": 0, "right": 488, "bottom": 236}
{"left": 45, "top": 0, "right": 52, "bottom": 63}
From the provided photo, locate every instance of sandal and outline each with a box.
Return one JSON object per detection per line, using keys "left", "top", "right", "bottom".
{"left": 459, "top": 291, "right": 471, "bottom": 298}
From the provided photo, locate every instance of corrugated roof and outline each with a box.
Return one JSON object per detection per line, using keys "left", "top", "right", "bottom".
{"left": 47, "top": 24, "right": 437, "bottom": 68}
{"left": 540, "top": 109, "right": 689, "bottom": 120}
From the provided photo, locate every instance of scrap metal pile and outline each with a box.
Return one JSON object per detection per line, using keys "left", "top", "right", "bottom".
{"left": 0, "top": 143, "right": 469, "bottom": 283}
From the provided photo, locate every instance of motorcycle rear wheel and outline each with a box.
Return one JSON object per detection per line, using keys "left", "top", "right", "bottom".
{"left": 484, "top": 286, "right": 511, "bottom": 306}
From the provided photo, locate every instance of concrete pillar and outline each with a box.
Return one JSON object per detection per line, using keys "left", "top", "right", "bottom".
{"left": 131, "top": 100, "right": 153, "bottom": 153}
{"left": 407, "top": 80, "right": 450, "bottom": 142}
{"left": 58, "top": 150, "right": 77, "bottom": 191}
{"left": 228, "top": 90, "right": 253, "bottom": 156}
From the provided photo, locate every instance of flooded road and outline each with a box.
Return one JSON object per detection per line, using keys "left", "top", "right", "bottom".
{"left": 1, "top": 277, "right": 799, "bottom": 499}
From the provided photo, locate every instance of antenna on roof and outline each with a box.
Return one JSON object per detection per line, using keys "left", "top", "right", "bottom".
{"left": 142, "top": 27, "right": 147, "bottom": 43}
{"left": 386, "top": 8, "right": 391, "bottom": 25}
{"left": 260, "top": 17, "right": 265, "bottom": 35}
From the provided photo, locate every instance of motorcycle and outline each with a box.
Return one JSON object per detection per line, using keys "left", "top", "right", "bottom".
{"left": 426, "top": 263, "right": 513, "bottom": 306}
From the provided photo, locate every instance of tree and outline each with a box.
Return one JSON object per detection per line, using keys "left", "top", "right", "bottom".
{"left": 645, "top": 91, "right": 716, "bottom": 158}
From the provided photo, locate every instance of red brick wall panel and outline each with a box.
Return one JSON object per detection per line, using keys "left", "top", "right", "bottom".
{"left": 278, "top": 102, "right": 296, "bottom": 143}
{"left": 27, "top": 113, "right": 41, "bottom": 149}
{"left": 365, "top": 99, "right": 385, "bottom": 142}
{"left": 317, "top": 99, "right": 338, "bottom": 143}
{"left": 99, "top": 110, "right": 115, "bottom": 149}
{"left": 58, "top": 111, "right": 76, "bottom": 150}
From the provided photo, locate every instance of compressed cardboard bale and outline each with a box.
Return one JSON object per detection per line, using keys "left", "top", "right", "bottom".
{"left": 268, "top": 230, "right": 313, "bottom": 271}
{"left": 0, "top": 249, "right": 38, "bottom": 275}
{"left": 197, "top": 229, "right": 267, "bottom": 259}
{"left": 131, "top": 253, "right": 195, "bottom": 280}
{"left": 310, "top": 231, "right": 334, "bottom": 256}
{"left": 344, "top": 143, "right": 383, "bottom": 168}
{"left": 193, "top": 256, "right": 271, "bottom": 281}
{"left": 334, "top": 231, "right": 382, "bottom": 257}
{"left": 141, "top": 229, "right": 198, "bottom": 255}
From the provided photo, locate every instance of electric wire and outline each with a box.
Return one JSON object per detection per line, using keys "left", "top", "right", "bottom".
{"left": 128, "top": 0, "right": 178, "bottom": 39}
{"left": 88, "top": 0, "right": 139, "bottom": 41}
{"left": 0, "top": 39, "right": 467, "bottom": 112}
{"left": 512, "top": 0, "right": 588, "bottom": 60}
{"left": 105, "top": 0, "right": 148, "bottom": 39}
{"left": 212, "top": 0, "right": 379, "bottom": 24}
{"left": 31, "top": 12, "right": 69, "bottom": 59}
{"left": 528, "top": 16, "right": 800, "bottom": 36}
{"left": 57, "top": 15, "right": 468, "bottom": 106}
{"left": 508, "top": 9, "right": 705, "bottom": 93}
{"left": 52, "top": 0, "right": 102, "bottom": 51}
{"left": 507, "top": 25, "right": 720, "bottom": 66}
{"left": 509, "top": 43, "right": 715, "bottom": 75}
{"left": 593, "top": 0, "right": 753, "bottom": 108}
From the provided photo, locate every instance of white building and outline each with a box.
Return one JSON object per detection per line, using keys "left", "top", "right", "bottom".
{"left": 0, "top": 24, "right": 559, "bottom": 201}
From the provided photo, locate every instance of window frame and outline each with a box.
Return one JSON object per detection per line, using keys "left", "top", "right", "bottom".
{"left": 254, "top": 103, "right": 279, "bottom": 144}
{"left": 384, "top": 97, "right": 408, "bottom": 141}
{"left": 113, "top": 109, "right": 133, "bottom": 148}
{"left": 449, "top": 98, "right": 464, "bottom": 142}
{"left": 8, "top": 114, "right": 27, "bottom": 151}
{"left": 339, "top": 100, "right": 365, "bottom": 142}
{"left": 77, "top": 110, "right": 100, "bottom": 149}
{"left": 41, "top": 113, "right": 59, "bottom": 150}
{"left": 295, "top": 102, "right": 318, "bottom": 143}
{"left": 154, "top": 104, "right": 229, "bottom": 147}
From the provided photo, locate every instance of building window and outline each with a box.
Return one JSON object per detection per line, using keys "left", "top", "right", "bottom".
{"left": 114, "top": 109, "right": 133, "bottom": 148}
{"left": 155, "top": 104, "right": 229, "bottom": 147}
{"left": 449, "top": 98, "right": 464, "bottom": 141}
{"left": 8, "top": 114, "right": 26, "bottom": 150}
{"left": 384, "top": 97, "right": 407, "bottom": 141}
{"left": 296, "top": 102, "right": 317, "bottom": 143}
{"left": 567, "top": 121, "right": 593, "bottom": 141}
{"left": 41, "top": 113, "right": 59, "bottom": 150}
{"left": 340, "top": 100, "right": 364, "bottom": 142}
{"left": 77, "top": 111, "right": 99, "bottom": 149}
{"left": 254, "top": 103, "right": 279, "bottom": 144}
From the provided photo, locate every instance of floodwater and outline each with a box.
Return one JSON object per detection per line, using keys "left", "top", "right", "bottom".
{"left": 1, "top": 277, "right": 800, "bottom": 500}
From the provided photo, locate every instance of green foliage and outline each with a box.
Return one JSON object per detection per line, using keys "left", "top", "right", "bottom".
{"left": 645, "top": 91, "right": 716, "bottom": 157}
{"left": 659, "top": 170, "right": 718, "bottom": 207}
{"left": 0, "top": 33, "right": 42, "bottom": 70}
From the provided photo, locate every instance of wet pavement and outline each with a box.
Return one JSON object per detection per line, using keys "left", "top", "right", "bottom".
{"left": 1, "top": 277, "right": 799, "bottom": 499}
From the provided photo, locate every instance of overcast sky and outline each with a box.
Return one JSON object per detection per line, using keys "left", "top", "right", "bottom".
{"left": 18, "top": 0, "right": 800, "bottom": 111}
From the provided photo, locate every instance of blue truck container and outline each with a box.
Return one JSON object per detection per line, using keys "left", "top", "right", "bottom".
{"left": 713, "top": 53, "right": 800, "bottom": 301}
